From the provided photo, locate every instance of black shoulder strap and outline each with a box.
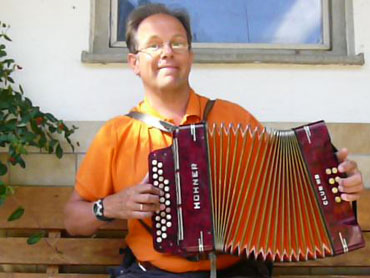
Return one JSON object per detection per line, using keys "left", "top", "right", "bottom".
{"left": 203, "top": 99, "right": 216, "bottom": 121}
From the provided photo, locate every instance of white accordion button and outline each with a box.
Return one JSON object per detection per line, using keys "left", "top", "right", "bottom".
{"left": 158, "top": 162, "right": 163, "bottom": 168}
{"left": 332, "top": 167, "right": 338, "bottom": 174}
{"left": 164, "top": 186, "right": 170, "bottom": 192}
{"left": 165, "top": 200, "right": 171, "bottom": 206}
{"left": 152, "top": 160, "right": 157, "bottom": 166}
{"left": 164, "top": 179, "right": 169, "bottom": 185}
{"left": 158, "top": 169, "right": 163, "bottom": 175}
{"left": 156, "top": 237, "right": 162, "bottom": 243}
{"left": 152, "top": 167, "right": 157, "bottom": 172}
{"left": 162, "top": 233, "right": 167, "bottom": 239}
{"left": 156, "top": 230, "right": 162, "bottom": 236}
{"left": 159, "top": 176, "right": 164, "bottom": 182}
{"left": 161, "top": 226, "right": 167, "bottom": 232}
{"left": 325, "top": 168, "right": 332, "bottom": 175}
{"left": 166, "top": 214, "right": 172, "bottom": 220}
{"left": 166, "top": 221, "right": 172, "bottom": 228}
{"left": 166, "top": 207, "right": 171, "bottom": 213}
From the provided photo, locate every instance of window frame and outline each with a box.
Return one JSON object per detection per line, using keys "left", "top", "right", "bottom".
{"left": 81, "top": 0, "right": 364, "bottom": 65}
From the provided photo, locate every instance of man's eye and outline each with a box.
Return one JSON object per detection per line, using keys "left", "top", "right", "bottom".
{"left": 147, "top": 43, "right": 161, "bottom": 50}
{"left": 171, "top": 42, "right": 186, "bottom": 48}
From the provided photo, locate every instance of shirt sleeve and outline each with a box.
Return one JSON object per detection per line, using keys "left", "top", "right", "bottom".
{"left": 75, "top": 120, "right": 118, "bottom": 201}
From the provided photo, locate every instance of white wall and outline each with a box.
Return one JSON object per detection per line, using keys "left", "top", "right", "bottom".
{"left": 1, "top": 0, "right": 369, "bottom": 123}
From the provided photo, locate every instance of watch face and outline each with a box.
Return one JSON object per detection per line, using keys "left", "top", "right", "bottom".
{"left": 93, "top": 200, "right": 103, "bottom": 217}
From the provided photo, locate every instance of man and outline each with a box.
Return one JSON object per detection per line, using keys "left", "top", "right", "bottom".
{"left": 64, "top": 3, "right": 365, "bottom": 278}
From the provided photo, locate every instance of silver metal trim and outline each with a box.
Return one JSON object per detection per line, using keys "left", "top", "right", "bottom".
{"left": 339, "top": 232, "right": 349, "bottom": 253}
{"left": 191, "top": 124, "right": 197, "bottom": 142}
{"left": 178, "top": 207, "right": 184, "bottom": 241}
{"left": 198, "top": 231, "right": 204, "bottom": 252}
{"left": 304, "top": 126, "right": 312, "bottom": 144}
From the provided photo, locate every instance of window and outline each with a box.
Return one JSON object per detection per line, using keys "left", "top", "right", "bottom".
{"left": 82, "top": 0, "right": 364, "bottom": 65}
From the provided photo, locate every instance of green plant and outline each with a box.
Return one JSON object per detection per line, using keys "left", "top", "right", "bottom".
{"left": 0, "top": 21, "right": 77, "bottom": 227}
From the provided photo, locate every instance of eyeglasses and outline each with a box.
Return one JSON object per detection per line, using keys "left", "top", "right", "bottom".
{"left": 136, "top": 41, "right": 189, "bottom": 56}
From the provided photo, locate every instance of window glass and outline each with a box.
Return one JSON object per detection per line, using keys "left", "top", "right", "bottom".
{"left": 117, "top": 0, "right": 324, "bottom": 46}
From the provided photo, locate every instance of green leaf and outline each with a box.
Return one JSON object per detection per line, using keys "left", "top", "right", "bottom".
{"left": 0, "top": 196, "right": 5, "bottom": 206}
{"left": 0, "top": 182, "right": 6, "bottom": 195}
{"left": 27, "top": 231, "right": 45, "bottom": 245}
{"left": 0, "top": 162, "right": 7, "bottom": 176}
{"left": 8, "top": 206, "right": 24, "bottom": 221}
{"left": 56, "top": 143, "right": 63, "bottom": 158}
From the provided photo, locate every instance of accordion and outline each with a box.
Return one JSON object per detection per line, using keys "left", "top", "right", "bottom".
{"left": 148, "top": 121, "right": 365, "bottom": 262}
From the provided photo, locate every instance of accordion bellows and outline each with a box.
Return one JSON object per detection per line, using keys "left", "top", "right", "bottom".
{"left": 149, "top": 121, "right": 365, "bottom": 262}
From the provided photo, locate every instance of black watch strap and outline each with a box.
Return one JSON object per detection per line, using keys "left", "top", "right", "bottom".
{"left": 93, "top": 198, "right": 114, "bottom": 222}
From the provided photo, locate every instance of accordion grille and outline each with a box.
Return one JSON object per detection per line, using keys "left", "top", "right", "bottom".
{"left": 207, "top": 124, "right": 333, "bottom": 261}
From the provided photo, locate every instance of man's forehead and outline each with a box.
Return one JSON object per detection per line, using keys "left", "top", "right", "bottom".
{"left": 137, "top": 13, "right": 187, "bottom": 37}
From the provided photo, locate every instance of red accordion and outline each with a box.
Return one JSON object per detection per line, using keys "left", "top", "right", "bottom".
{"left": 148, "top": 121, "right": 365, "bottom": 262}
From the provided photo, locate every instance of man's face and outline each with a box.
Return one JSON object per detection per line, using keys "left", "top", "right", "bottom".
{"left": 129, "top": 13, "right": 193, "bottom": 93}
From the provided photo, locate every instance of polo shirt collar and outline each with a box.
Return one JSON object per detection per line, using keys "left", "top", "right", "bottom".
{"left": 138, "top": 89, "right": 202, "bottom": 125}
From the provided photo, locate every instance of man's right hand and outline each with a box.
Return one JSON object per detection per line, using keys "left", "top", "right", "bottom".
{"left": 103, "top": 174, "right": 165, "bottom": 219}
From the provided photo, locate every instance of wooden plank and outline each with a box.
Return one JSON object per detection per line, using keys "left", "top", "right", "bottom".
{"left": 0, "top": 238, "right": 125, "bottom": 265}
{"left": 358, "top": 189, "right": 370, "bottom": 231}
{"left": 274, "top": 232, "right": 370, "bottom": 267}
{"left": 0, "top": 274, "right": 109, "bottom": 278}
{"left": 0, "top": 186, "right": 126, "bottom": 231}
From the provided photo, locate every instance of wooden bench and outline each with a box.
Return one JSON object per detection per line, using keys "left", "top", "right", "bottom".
{"left": 0, "top": 186, "right": 369, "bottom": 277}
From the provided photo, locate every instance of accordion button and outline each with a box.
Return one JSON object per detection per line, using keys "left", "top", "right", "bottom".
{"left": 332, "top": 187, "right": 339, "bottom": 194}
{"left": 152, "top": 160, "right": 158, "bottom": 166}
{"left": 157, "top": 237, "right": 162, "bottom": 243}
{"left": 335, "top": 196, "right": 342, "bottom": 203}
{"left": 164, "top": 186, "right": 170, "bottom": 192}
{"left": 153, "top": 181, "right": 159, "bottom": 186}
{"left": 159, "top": 176, "right": 164, "bottom": 182}
{"left": 155, "top": 216, "right": 160, "bottom": 221}
{"left": 161, "top": 219, "right": 166, "bottom": 225}
{"left": 161, "top": 211, "right": 166, "bottom": 217}
{"left": 160, "top": 197, "right": 165, "bottom": 203}
{"left": 156, "top": 223, "right": 161, "bottom": 229}
{"left": 156, "top": 230, "right": 162, "bottom": 236}
{"left": 166, "top": 222, "right": 172, "bottom": 228}
{"left": 325, "top": 168, "right": 332, "bottom": 175}
{"left": 158, "top": 162, "right": 163, "bottom": 168}
{"left": 162, "top": 233, "right": 167, "bottom": 239}
{"left": 329, "top": 178, "right": 335, "bottom": 185}
{"left": 158, "top": 169, "right": 163, "bottom": 175}
{"left": 153, "top": 173, "right": 158, "bottom": 179}
{"left": 164, "top": 179, "right": 169, "bottom": 185}
{"left": 165, "top": 193, "right": 170, "bottom": 199}
{"left": 332, "top": 167, "right": 338, "bottom": 174}
{"left": 335, "top": 176, "right": 341, "bottom": 183}
{"left": 159, "top": 183, "right": 164, "bottom": 189}
{"left": 152, "top": 167, "right": 157, "bottom": 172}
{"left": 165, "top": 200, "right": 171, "bottom": 206}
{"left": 161, "top": 226, "right": 167, "bottom": 232}
{"left": 166, "top": 214, "right": 172, "bottom": 220}
{"left": 166, "top": 207, "right": 171, "bottom": 213}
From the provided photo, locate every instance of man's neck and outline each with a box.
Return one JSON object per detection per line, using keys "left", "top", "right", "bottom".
{"left": 145, "top": 87, "right": 191, "bottom": 125}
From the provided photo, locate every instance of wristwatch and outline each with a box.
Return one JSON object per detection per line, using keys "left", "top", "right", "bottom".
{"left": 93, "top": 198, "right": 114, "bottom": 222}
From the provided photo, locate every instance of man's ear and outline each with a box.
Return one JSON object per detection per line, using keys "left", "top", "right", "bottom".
{"left": 127, "top": 53, "right": 140, "bottom": 76}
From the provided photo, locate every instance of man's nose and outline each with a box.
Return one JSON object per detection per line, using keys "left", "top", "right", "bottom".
{"left": 161, "top": 43, "right": 174, "bottom": 57}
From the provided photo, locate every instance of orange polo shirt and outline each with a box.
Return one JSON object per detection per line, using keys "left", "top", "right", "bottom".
{"left": 75, "top": 90, "right": 261, "bottom": 273}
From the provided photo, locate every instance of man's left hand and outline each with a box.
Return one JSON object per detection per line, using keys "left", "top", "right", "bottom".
{"left": 336, "top": 148, "right": 364, "bottom": 202}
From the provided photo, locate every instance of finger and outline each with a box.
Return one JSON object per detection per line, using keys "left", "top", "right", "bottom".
{"left": 135, "top": 193, "right": 161, "bottom": 205}
{"left": 338, "top": 160, "right": 358, "bottom": 175}
{"left": 336, "top": 148, "right": 348, "bottom": 164}
{"left": 136, "top": 183, "right": 161, "bottom": 195}
{"left": 130, "top": 210, "right": 155, "bottom": 219}
{"left": 140, "top": 173, "right": 149, "bottom": 184}
{"left": 135, "top": 202, "right": 165, "bottom": 212}
{"left": 338, "top": 173, "right": 363, "bottom": 191}
{"left": 340, "top": 192, "right": 361, "bottom": 202}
